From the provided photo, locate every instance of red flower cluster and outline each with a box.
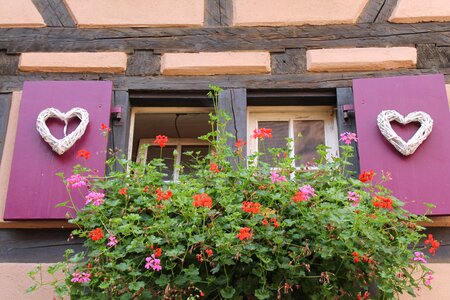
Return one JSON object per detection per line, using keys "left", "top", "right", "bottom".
{"left": 100, "top": 123, "right": 111, "bottom": 132}
{"left": 252, "top": 128, "right": 272, "bottom": 139}
{"left": 88, "top": 228, "right": 104, "bottom": 241}
{"left": 425, "top": 234, "right": 440, "bottom": 255}
{"left": 205, "top": 249, "right": 213, "bottom": 257}
{"left": 359, "top": 170, "right": 375, "bottom": 183}
{"left": 241, "top": 201, "right": 261, "bottom": 214}
{"left": 209, "top": 163, "right": 220, "bottom": 173}
{"left": 292, "top": 191, "right": 307, "bottom": 203}
{"left": 153, "top": 135, "right": 169, "bottom": 148}
{"left": 236, "top": 227, "right": 253, "bottom": 241}
{"left": 77, "top": 149, "right": 91, "bottom": 160}
{"left": 352, "top": 251, "right": 360, "bottom": 263}
{"left": 155, "top": 247, "right": 162, "bottom": 258}
{"left": 372, "top": 195, "right": 393, "bottom": 209}
{"left": 118, "top": 188, "right": 128, "bottom": 195}
{"left": 192, "top": 193, "right": 212, "bottom": 208}
{"left": 235, "top": 138, "right": 246, "bottom": 148}
{"left": 352, "top": 251, "right": 374, "bottom": 265}
{"left": 156, "top": 188, "right": 172, "bottom": 201}
{"left": 262, "top": 218, "right": 280, "bottom": 228}
{"left": 356, "top": 291, "right": 370, "bottom": 300}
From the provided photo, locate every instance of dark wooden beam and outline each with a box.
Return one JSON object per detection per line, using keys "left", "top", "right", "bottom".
{"left": 0, "top": 51, "right": 19, "bottom": 75}
{"left": 0, "top": 93, "right": 11, "bottom": 163}
{"left": 109, "top": 90, "right": 131, "bottom": 172}
{"left": 1, "top": 69, "right": 447, "bottom": 93}
{"left": 204, "top": 0, "right": 221, "bottom": 27}
{"left": 357, "top": 0, "right": 386, "bottom": 23}
{"left": 417, "top": 44, "right": 450, "bottom": 69}
{"left": 0, "top": 229, "right": 83, "bottom": 263}
{"left": 126, "top": 50, "right": 160, "bottom": 76}
{"left": 219, "top": 0, "right": 233, "bottom": 26}
{"left": 271, "top": 49, "right": 306, "bottom": 75}
{"left": 31, "top": 0, "right": 75, "bottom": 27}
{"left": 1, "top": 23, "right": 449, "bottom": 53}
{"left": 374, "top": 0, "right": 398, "bottom": 23}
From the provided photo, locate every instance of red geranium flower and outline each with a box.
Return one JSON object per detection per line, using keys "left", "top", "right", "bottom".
{"left": 241, "top": 201, "right": 261, "bottom": 214}
{"left": 425, "top": 234, "right": 440, "bottom": 255}
{"left": 209, "top": 163, "right": 220, "bottom": 173}
{"left": 156, "top": 188, "right": 172, "bottom": 201}
{"left": 77, "top": 149, "right": 91, "bottom": 160}
{"left": 192, "top": 193, "right": 212, "bottom": 208}
{"left": 153, "top": 135, "right": 169, "bottom": 148}
{"left": 352, "top": 251, "right": 360, "bottom": 263}
{"left": 118, "top": 188, "right": 128, "bottom": 195}
{"left": 372, "top": 195, "right": 393, "bottom": 209}
{"left": 205, "top": 249, "right": 213, "bottom": 257}
{"left": 100, "top": 123, "right": 111, "bottom": 132}
{"left": 292, "top": 191, "right": 307, "bottom": 203}
{"left": 236, "top": 227, "right": 253, "bottom": 241}
{"left": 235, "top": 138, "right": 246, "bottom": 148}
{"left": 359, "top": 170, "right": 375, "bottom": 183}
{"left": 88, "top": 228, "right": 104, "bottom": 241}
{"left": 252, "top": 128, "right": 272, "bottom": 139}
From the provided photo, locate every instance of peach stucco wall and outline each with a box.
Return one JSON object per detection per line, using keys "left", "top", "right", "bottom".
{"left": 19, "top": 52, "right": 128, "bottom": 73}
{"left": 0, "top": 0, "right": 45, "bottom": 28}
{"left": 390, "top": 0, "right": 450, "bottom": 23}
{"left": 233, "top": 0, "right": 369, "bottom": 26}
{"left": 161, "top": 52, "right": 271, "bottom": 76}
{"left": 306, "top": 47, "right": 417, "bottom": 72}
{"left": 64, "top": 0, "right": 204, "bottom": 28}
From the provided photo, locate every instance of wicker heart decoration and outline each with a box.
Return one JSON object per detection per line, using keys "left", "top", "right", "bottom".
{"left": 36, "top": 107, "right": 90, "bottom": 155}
{"left": 377, "top": 110, "right": 433, "bottom": 156}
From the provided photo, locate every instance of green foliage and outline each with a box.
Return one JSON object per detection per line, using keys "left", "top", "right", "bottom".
{"left": 30, "top": 86, "right": 435, "bottom": 299}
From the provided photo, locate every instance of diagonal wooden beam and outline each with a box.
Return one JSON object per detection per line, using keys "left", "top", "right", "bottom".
{"left": 31, "top": 0, "right": 75, "bottom": 27}
{"left": 357, "top": 0, "right": 386, "bottom": 23}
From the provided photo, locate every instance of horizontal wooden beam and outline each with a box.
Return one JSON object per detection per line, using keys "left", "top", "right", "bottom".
{"left": 0, "top": 23, "right": 449, "bottom": 53}
{"left": 1, "top": 69, "right": 449, "bottom": 93}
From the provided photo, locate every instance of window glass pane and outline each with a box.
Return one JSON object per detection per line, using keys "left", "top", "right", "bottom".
{"left": 294, "top": 120, "right": 324, "bottom": 166}
{"left": 180, "top": 146, "right": 209, "bottom": 174}
{"left": 146, "top": 146, "right": 176, "bottom": 180}
{"left": 258, "top": 121, "right": 289, "bottom": 165}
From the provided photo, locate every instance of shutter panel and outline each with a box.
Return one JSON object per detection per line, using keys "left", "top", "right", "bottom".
{"left": 109, "top": 90, "right": 130, "bottom": 172}
{"left": 352, "top": 74, "right": 450, "bottom": 215}
{"left": 4, "top": 81, "right": 113, "bottom": 220}
{"left": 336, "top": 87, "right": 360, "bottom": 175}
{"left": 0, "top": 93, "right": 11, "bottom": 163}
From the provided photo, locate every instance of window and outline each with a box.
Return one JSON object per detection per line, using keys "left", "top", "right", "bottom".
{"left": 129, "top": 107, "right": 212, "bottom": 181}
{"left": 248, "top": 106, "right": 338, "bottom": 167}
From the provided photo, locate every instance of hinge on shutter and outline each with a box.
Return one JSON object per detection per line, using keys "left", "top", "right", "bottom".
{"left": 340, "top": 104, "right": 355, "bottom": 121}
{"left": 111, "top": 105, "right": 122, "bottom": 121}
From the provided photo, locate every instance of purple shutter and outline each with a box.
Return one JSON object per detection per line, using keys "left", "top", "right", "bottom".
{"left": 353, "top": 74, "right": 450, "bottom": 215}
{"left": 4, "top": 81, "right": 113, "bottom": 219}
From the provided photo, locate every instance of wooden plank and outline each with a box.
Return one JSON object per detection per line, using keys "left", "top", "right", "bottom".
{"left": 110, "top": 90, "right": 130, "bottom": 172}
{"left": 204, "top": 0, "right": 221, "bottom": 27}
{"left": 219, "top": 0, "right": 233, "bottom": 26}
{"left": 1, "top": 22, "right": 449, "bottom": 53}
{"left": 0, "top": 51, "right": 19, "bottom": 75}
{"left": 417, "top": 44, "right": 450, "bottom": 69}
{"left": 0, "top": 68, "right": 448, "bottom": 93}
{"left": 0, "top": 229, "right": 83, "bottom": 263}
{"left": 357, "top": 0, "right": 386, "bottom": 23}
{"left": 47, "top": 0, "right": 76, "bottom": 27}
{"left": 374, "top": 0, "right": 398, "bottom": 23}
{"left": 0, "top": 221, "right": 75, "bottom": 229}
{"left": 0, "top": 94, "right": 11, "bottom": 164}
{"left": 31, "top": 0, "right": 63, "bottom": 27}
{"left": 126, "top": 50, "right": 160, "bottom": 76}
{"left": 218, "top": 88, "right": 247, "bottom": 164}
{"left": 336, "top": 87, "right": 360, "bottom": 175}
{"left": 271, "top": 49, "right": 306, "bottom": 75}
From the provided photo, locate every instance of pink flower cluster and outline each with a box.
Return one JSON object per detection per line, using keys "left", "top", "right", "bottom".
{"left": 425, "top": 272, "right": 434, "bottom": 286}
{"left": 107, "top": 236, "right": 118, "bottom": 247}
{"left": 347, "top": 191, "right": 360, "bottom": 206}
{"left": 71, "top": 271, "right": 91, "bottom": 283}
{"left": 413, "top": 251, "right": 427, "bottom": 264}
{"left": 66, "top": 174, "right": 87, "bottom": 189}
{"left": 85, "top": 192, "right": 105, "bottom": 206}
{"left": 145, "top": 254, "right": 162, "bottom": 271}
{"left": 339, "top": 132, "right": 358, "bottom": 145}
{"left": 299, "top": 185, "right": 316, "bottom": 199}
{"left": 270, "top": 171, "right": 287, "bottom": 183}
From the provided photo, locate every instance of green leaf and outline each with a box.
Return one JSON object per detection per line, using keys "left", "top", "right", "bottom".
{"left": 55, "top": 201, "right": 69, "bottom": 208}
{"left": 115, "top": 262, "right": 130, "bottom": 272}
{"left": 255, "top": 288, "right": 271, "bottom": 300}
{"left": 25, "top": 285, "right": 37, "bottom": 293}
{"left": 129, "top": 281, "right": 145, "bottom": 292}
{"left": 220, "top": 287, "right": 236, "bottom": 299}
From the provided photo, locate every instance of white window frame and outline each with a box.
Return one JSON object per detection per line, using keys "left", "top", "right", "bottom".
{"left": 247, "top": 106, "right": 339, "bottom": 167}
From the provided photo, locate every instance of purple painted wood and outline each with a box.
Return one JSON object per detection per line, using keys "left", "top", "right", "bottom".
{"left": 353, "top": 74, "right": 450, "bottom": 215}
{"left": 4, "top": 81, "right": 112, "bottom": 219}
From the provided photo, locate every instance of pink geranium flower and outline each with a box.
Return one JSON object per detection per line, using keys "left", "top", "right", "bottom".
{"left": 145, "top": 254, "right": 162, "bottom": 271}
{"left": 347, "top": 191, "right": 360, "bottom": 206}
{"left": 299, "top": 185, "right": 316, "bottom": 199}
{"left": 85, "top": 192, "right": 105, "bottom": 206}
{"left": 270, "top": 171, "right": 287, "bottom": 183}
{"left": 339, "top": 132, "right": 358, "bottom": 145}
{"left": 66, "top": 174, "right": 87, "bottom": 189}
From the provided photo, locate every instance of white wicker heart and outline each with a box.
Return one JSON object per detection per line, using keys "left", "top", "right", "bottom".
{"left": 36, "top": 107, "right": 90, "bottom": 155}
{"left": 377, "top": 110, "right": 433, "bottom": 156}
